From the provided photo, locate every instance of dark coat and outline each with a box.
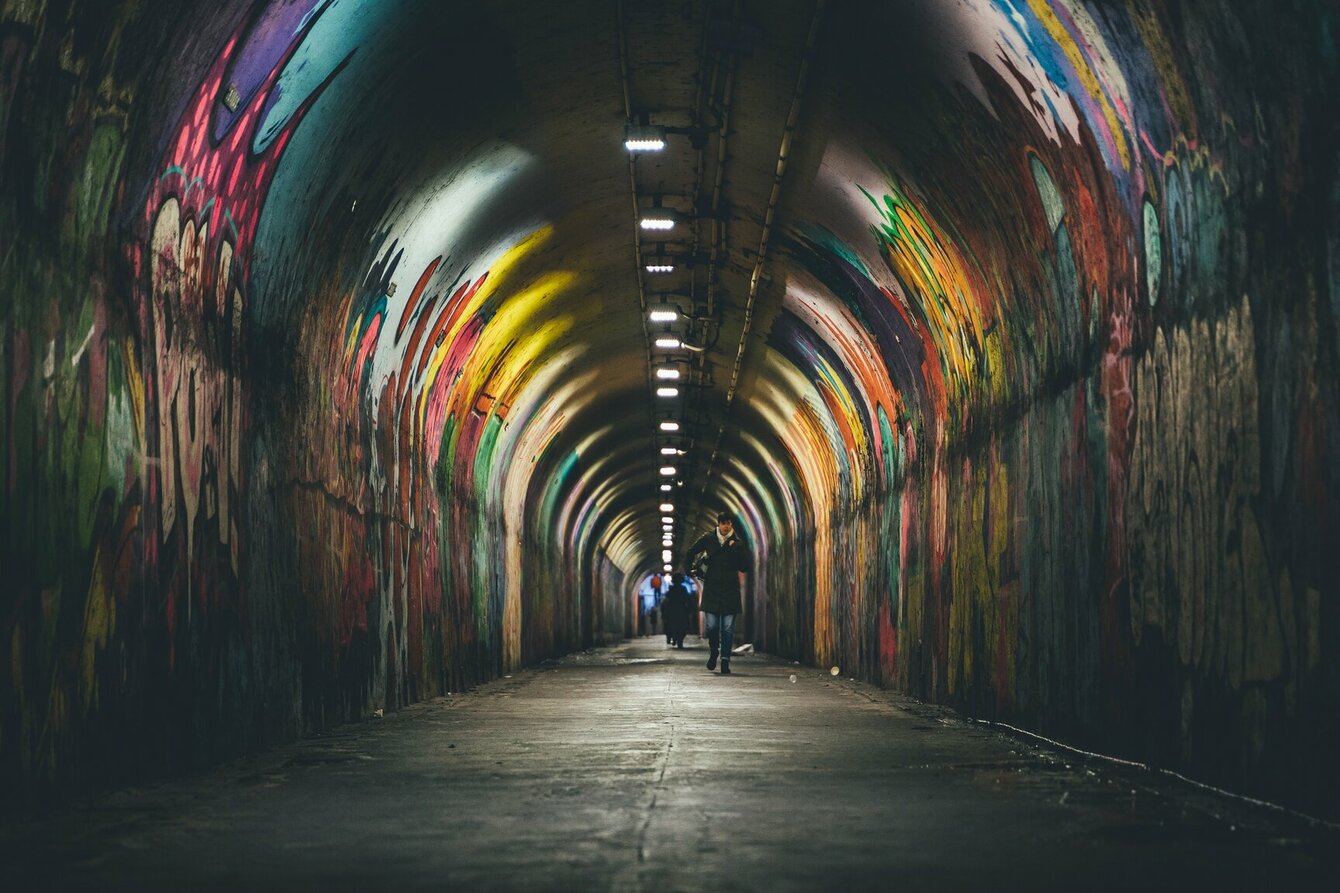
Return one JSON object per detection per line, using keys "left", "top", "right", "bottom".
{"left": 684, "top": 530, "right": 750, "bottom": 615}
{"left": 661, "top": 582, "right": 693, "bottom": 637}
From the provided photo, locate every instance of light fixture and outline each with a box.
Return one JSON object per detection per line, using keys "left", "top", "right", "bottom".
{"left": 660, "top": 483, "right": 673, "bottom": 492}
{"left": 624, "top": 123, "right": 666, "bottom": 152}
{"left": 663, "top": 563, "right": 673, "bottom": 572}
{"left": 656, "top": 386, "right": 679, "bottom": 398}
{"left": 655, "top": 367, "right": 681, "bottom": 380}
{"left": 647, "top": 302, "right": 681, "bottom": 323}
{"left": 662, "top": 551, "right": 673, "bottom": 563}
{"left": 661, "top": 516, "right": 673, "bottom": 524}
{"left": 646, "top": 263, "right": 676, "bottom": 274}
{"left": 659, "top": 503, "right": 674, "bottom": 513}
{"left": 659, "top": 466, "right": 677, "bottom": 476}
{"left": 654, "top": 337, "right": 681, "bottom": 349}
{"left": 660, "top": 446, "right": 677, "bottom": 455}
{"left": 659, "top": 421, "right": 680, "bottom": 432}
{"left": 640, "top": 213, "right": 676, "bottom": 231}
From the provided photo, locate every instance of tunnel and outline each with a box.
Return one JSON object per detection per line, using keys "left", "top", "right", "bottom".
{"left": 2, "top": 0, "right": 1340, "bottom": 866}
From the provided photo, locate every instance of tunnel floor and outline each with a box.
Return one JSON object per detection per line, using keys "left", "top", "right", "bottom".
{"left": 4, "top": 640, "right": 1337, "bottom": 892}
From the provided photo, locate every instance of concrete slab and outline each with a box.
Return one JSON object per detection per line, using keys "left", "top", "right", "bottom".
{"left": 4, "top": 639, "right": 1336, "bottom": 891}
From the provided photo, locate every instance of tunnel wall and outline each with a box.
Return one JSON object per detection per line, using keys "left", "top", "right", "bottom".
{"left": 735, "top": 1, "right": 1340, "bottom": 815}
{"left": 0, "top": 0, "right": 630, "bottom": 805}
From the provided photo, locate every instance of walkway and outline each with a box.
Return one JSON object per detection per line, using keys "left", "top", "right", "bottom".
{"left": 5, "top": 639, "right": 1336, "bottom": 891}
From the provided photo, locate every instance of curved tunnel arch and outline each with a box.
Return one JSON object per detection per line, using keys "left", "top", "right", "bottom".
{"left": 2, "top": 0, "right": 1338, "bottom": 817}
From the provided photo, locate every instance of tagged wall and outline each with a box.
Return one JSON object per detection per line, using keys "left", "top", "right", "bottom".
{"left": 1, "top": 0, "right": 1337, "bottom": 821}
{"left": 0, "top": 0, "right": 632, "bottom": 803}
{"left": 724, "top": 1, "right": 1340, "bottom": 815}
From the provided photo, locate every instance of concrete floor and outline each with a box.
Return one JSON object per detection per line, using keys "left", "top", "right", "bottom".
{"left": 4, "top": 639, "right": 1337, "bottom": 891}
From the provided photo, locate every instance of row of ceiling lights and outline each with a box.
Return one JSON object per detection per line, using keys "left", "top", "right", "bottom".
{"left": 626, "top": 122, "right": 697, "bottom": 573}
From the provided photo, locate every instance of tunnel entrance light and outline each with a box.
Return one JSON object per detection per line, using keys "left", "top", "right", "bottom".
{"left": 659, "top": 420, "right": 680, "bottom": 432}
{"left": 656, "top": 386, "right": 679, "bottom": 398}
{"left": 655, "top": 367, "right": 681, "bottom": 380}
{"left": 659, "top": 466, "right": 677, "bottom": 476}
{"left": 659, "top": 503, "right": 674, "bottom": 513}
{"left": 624, "top": 124, "right": 667, "bottom": 152}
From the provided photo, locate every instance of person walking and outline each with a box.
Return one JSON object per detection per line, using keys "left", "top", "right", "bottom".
{"left": 661, "top": 572, "right": 694, "bottom": 649}
{"left": 683, "top": 513, "right": 750, "bottom": 674}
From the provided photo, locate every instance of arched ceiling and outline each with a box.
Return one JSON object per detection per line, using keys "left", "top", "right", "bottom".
{"left": 179, "top": 0, "right": 1154, "bottom": 594}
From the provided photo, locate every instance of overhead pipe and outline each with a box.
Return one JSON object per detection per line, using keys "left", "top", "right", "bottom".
{"left": 702, "top": 0, "right": 825, "bottom": 495}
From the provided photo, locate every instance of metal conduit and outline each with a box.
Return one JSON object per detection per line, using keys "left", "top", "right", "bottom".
{"left": 702, "top": 0, "right": 825, "bottom": 494}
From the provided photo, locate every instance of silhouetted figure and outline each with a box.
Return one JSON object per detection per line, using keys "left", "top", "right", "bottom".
{"left": 661, "top": 572, "right": 694, "bottom": 648}
{"left": 684, "top": 513, "right": 750, "bottom": 675}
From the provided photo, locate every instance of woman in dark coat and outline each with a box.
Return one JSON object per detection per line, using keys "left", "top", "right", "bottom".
{"left": 661, "top": 572, "right": 694, "bottom": 649}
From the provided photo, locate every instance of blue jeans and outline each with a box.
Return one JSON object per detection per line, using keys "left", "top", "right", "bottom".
{"left": 704, "top": 612, "right": 735, "bottom": 660}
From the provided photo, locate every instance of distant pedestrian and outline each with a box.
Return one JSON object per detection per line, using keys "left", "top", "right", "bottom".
{"left": 661, "top": 572, "right": 694, "bottom": 649}
{"left": 684, "top": 513, "right": 751, "bottom": 674}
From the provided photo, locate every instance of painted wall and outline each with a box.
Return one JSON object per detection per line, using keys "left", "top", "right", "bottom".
{"left": 2, "top": 0, "right": 1337, "bottom": 822}
{"left": 0, "top": 0, "right": 630, "bottom": 805}
{"left": 724, "top": 0, "right": 1340, "bottom": 816}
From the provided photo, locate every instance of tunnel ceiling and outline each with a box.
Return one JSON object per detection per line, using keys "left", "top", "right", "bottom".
{"left": 182, "top": 0, "right": 1149, "bottom": 584}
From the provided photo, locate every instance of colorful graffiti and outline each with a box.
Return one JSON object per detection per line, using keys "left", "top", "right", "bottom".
{"left": 711, "top": 0, "right": 1339, "bottom": 817}
{"left": 2, "top": 0, "right": 1338, "bottom": 823}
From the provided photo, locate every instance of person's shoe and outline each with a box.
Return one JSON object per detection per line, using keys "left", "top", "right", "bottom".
{"left": 706, "top": 652, "right": 718, "bottom": 671}
{"left": 720, "top": 662, "right": 732, "bottom": 675}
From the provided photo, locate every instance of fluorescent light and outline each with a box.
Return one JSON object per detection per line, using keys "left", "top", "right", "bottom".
{"left": 660, "top": 484, "right": 672, "bottom": 491}
{"left": 660, "top": 466, "right": 677, "bottom": 476}
{"left": 655, "top": 368, "right": 681, "bottom": 380}
{"left": 646, "top": 264, "right": 675, "bottom": 273}
{"left": 625, "top": 124, "right": 666, "bottom": 152}
{"left": 660, "top": 446, "right": 678, "bottom": 455}
{"left": 661, "top": 516, "right": 673, "bottom": 524}
{"left": 648, "top": 303, "right": 681, "bottom": 323}
{"left": 625, "top": 138, "right": 666, "bottom": 151}
{"left": 659, "top": 421, "right": 680, "bottom": 432}
{"left": 659, "top": 503, "right": 674, "bottom": 512}
{"left": 640, "top": 215, "right": 675, "bottom": 230}
{"left": 662, "top": 549, "right": 672, "bottom": 561}
{"left": 656, "top": 386, "right": 679, "bottom": 398}
{"left": 654, "top": 337, "right": 681, "bottom": 349}
{"left": 663, "top": 563, "right": 673, "bottom": 571}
